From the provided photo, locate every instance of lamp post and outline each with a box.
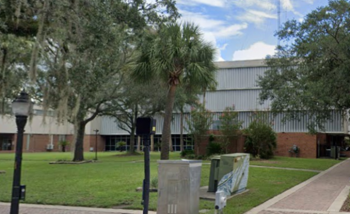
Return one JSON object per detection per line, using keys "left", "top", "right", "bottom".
{"left": 10, "top": 90, "right": 32, "bottom": 214}
{"left": 94, "top": 129, "right": 99, "bottom": 160}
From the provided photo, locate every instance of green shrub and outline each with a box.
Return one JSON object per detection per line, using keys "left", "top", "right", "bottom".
{"left": 151, "top": 177, "right": 158, "bottom": 189}
{"left": 219, "top": 106, "right": 243, "bottom": 153}
{"left": 186, "top": 104, "right": 213, "bottom": 154}
{"left": 180, "top": 150, "right": 195, "bottom": 158}
{"left": 206, "top": 142, "right": 222, "bottom": 156}
{"left": 244, "top": 112, "right": 277, "bottom": 159}
{"left": 116, "top": 141, "right": 127, "bottom": 151}
{"left": 195, "top": 155, "right": 207, "bottom": 160}
{"left": 186, "top": 154, "right": 196, "bottom": 159}
{"left": 58, "top": 141, "right": 69, "bottom": 152}
{"left": 209, "top": 134, "right": 215, "bottom": 143}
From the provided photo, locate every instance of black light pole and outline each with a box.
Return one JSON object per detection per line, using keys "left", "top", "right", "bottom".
{"left": 136, "top": 117, "right": 156, "bottom": 214}
{"left": 94, "top": 129, "right": 99, "bottom": 160}
{"left": 143, "top": 134, "right": 151, "bottom": 214}
{"left": 10, "top": 90, "right": 32, "bottom": 214}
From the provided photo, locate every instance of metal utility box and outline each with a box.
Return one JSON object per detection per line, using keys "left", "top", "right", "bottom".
{"left": 208, "top": 156, "right": 220, "bottom": 192}
{"left": 208, "top": 153, "right": 249, "bottom": 197}
{"left": 157, "top": 160, "right": 202, "bottom": 214}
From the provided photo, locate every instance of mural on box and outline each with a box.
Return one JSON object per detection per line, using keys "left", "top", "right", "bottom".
{"left": 217, "top": 154, "right": 249, "bottom": 197}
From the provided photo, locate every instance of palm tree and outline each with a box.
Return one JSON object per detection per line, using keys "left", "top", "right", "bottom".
{"left": 134, "top": 22, "right": 217, "bottom": 160}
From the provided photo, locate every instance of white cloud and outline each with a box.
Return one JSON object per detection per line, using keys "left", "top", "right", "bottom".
{"left": 214, "top": 23, "right": 248, "bottom": 38}
{"left": 303, "top": 0, "right": 314, "bottom": 4}
{"left": 202, "top": 33, "right": 224, "bottom": 61}
{"left": 233, "top": 0, "right": 276, "bottom": 10}
{"left": 178, "top": 9, "right": 249, "bottom": 61}
{"left": 179, "top": 10, "right": 247, "bottom": 38}
{"left": 176, "top": 0, "right": 227, "bottom": 7}
{"left": 281, "top": 0, "right": 294, "bottom": 11}
{"left": 281, "top": 0, "right": 303, "bottom": 16}
{"left": 232, "top": 42, "right": 276, "bottom": 60}
{"left": 238, "top": 10, "right": 276, "bottom": 26}
{"left": 179, "top": 10, "right": 225, "bottom": 30}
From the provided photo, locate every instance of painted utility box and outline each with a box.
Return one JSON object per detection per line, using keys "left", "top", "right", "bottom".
{"left": 208, "top": 153, "right": 249, "bottom": 197}
{"left": 157, "top": 160, "right": 202, "bottom": 214}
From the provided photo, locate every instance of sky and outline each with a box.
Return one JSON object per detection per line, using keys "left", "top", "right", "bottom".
{"left": 175, "top": 0, "right": 330, "bottom": 61}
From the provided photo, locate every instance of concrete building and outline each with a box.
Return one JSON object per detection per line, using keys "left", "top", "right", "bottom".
{"left": 1, "top": 59, "right": 349, "bottom": 158}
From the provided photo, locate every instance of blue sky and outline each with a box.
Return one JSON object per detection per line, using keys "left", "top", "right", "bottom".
{"left": 175, "top": 0, "right": 330, "bottom": 61}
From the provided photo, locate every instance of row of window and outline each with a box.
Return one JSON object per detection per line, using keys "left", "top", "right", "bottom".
{"left": 105, "top": 135, "right": 194, "bottom": 152}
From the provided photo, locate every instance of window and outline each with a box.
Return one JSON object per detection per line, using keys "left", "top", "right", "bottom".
{"left": 0, "top": 139, "right": 12, "bottom": 151}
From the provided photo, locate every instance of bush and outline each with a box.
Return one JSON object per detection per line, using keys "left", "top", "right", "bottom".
{"left": 180, "top": 150, "right": 195, "bottom": 158}
{"left": 151, "top": 177, "right": 158, "bottom": 189}
{"left": 58, "top": 141, "right": 69, "bottom": 152}
{"left": 206, "top": 142, "right": 222, "bottom": 156}
{"left": 186, "top": 104, "right": 213, "bottom": 155}
{"left": 244, "top": 112, "right": 276, "bottom": 159}
{"left": 219, "top": 106, "right": 243, "bottom": 153}
{"left": 116, "top": 141, "right": 127, "bottom": 151}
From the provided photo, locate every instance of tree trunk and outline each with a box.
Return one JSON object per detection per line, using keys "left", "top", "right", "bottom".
{"left": 129, "top": 105, "right": 138, "bottom": 154}
{"left": 73, "top": 122, "right": 86, "bottom": 161}
{"left": 129, "top": 126, "right": 136, "bottom": 154}
{"left": 203, "top": 91, "right": 206, "bottom": 108}
{"left": 180, "top": 111, "right": 184, "bottom": 151}
{"left": 161, "top": 84, "right": 177, "bottom": 160}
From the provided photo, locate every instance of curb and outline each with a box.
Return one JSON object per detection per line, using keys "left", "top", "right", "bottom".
{"left": 0, "top": 202, "right": 157, "bottom": 214}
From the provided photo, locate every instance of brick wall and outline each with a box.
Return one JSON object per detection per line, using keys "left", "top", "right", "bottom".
{"left": 1, "top": 134, "right": 106, "bottom": 153}
{"left": 23, "top": 134, "right": 76, "bottom": 152}
{"left": 317, "top": 133, "right": 327, "bottom": 145}
{"left": 196, "top": 132, "right": 318, "bottom": 158}
{"left": 5, "top": 134, "right": 75, "bottom": 153}
{"left": 194, "top": 130, "right": 245, "bottom": 156}
{"left": 341, "top": 151, "right": 350, "bottom": 157}
{"left": 275, "top": 133, "right": 317, "bottom": 158}
{"left": 83, "top": 135, "right": 105, "bottom": 152}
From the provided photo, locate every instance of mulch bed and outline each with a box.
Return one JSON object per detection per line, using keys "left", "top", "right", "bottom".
{"left": 341, "top": 195, "right": 350, "bottom": 212}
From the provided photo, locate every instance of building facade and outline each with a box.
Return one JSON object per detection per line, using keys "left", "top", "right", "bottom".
{"left": 1, "top": 59, "right": 348, "bottom": 158}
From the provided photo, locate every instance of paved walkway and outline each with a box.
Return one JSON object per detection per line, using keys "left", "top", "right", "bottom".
{"left": 249, "top": 165, "right": 323, "bottom": 173}
{"left": 245, "top": 158, "right": 350, "bottom": 214}
{"left": 0, "top": 203, "right": 156, "bottom": 214}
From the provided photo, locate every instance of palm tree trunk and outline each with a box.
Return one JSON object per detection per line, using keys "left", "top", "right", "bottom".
{"left": 73, "top": 122, "right": 86, "bottom": 161}
{"left": 161, "top": 84, "right": 177, "bottom": 160}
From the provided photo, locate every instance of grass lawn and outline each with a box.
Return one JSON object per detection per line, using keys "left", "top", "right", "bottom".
{"left": 0, "top": 152, "right": 342, "bottom": 213}
{"left": 250, "top": 156, "right": 342, "bottom": 170}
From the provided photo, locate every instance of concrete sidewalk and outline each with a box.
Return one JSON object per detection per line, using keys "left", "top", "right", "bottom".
{"left": 0, "top": 203, "right": 156, "bottom": 214}
{"left": 245, "top": 159, "right": 350, "bottom": 214}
